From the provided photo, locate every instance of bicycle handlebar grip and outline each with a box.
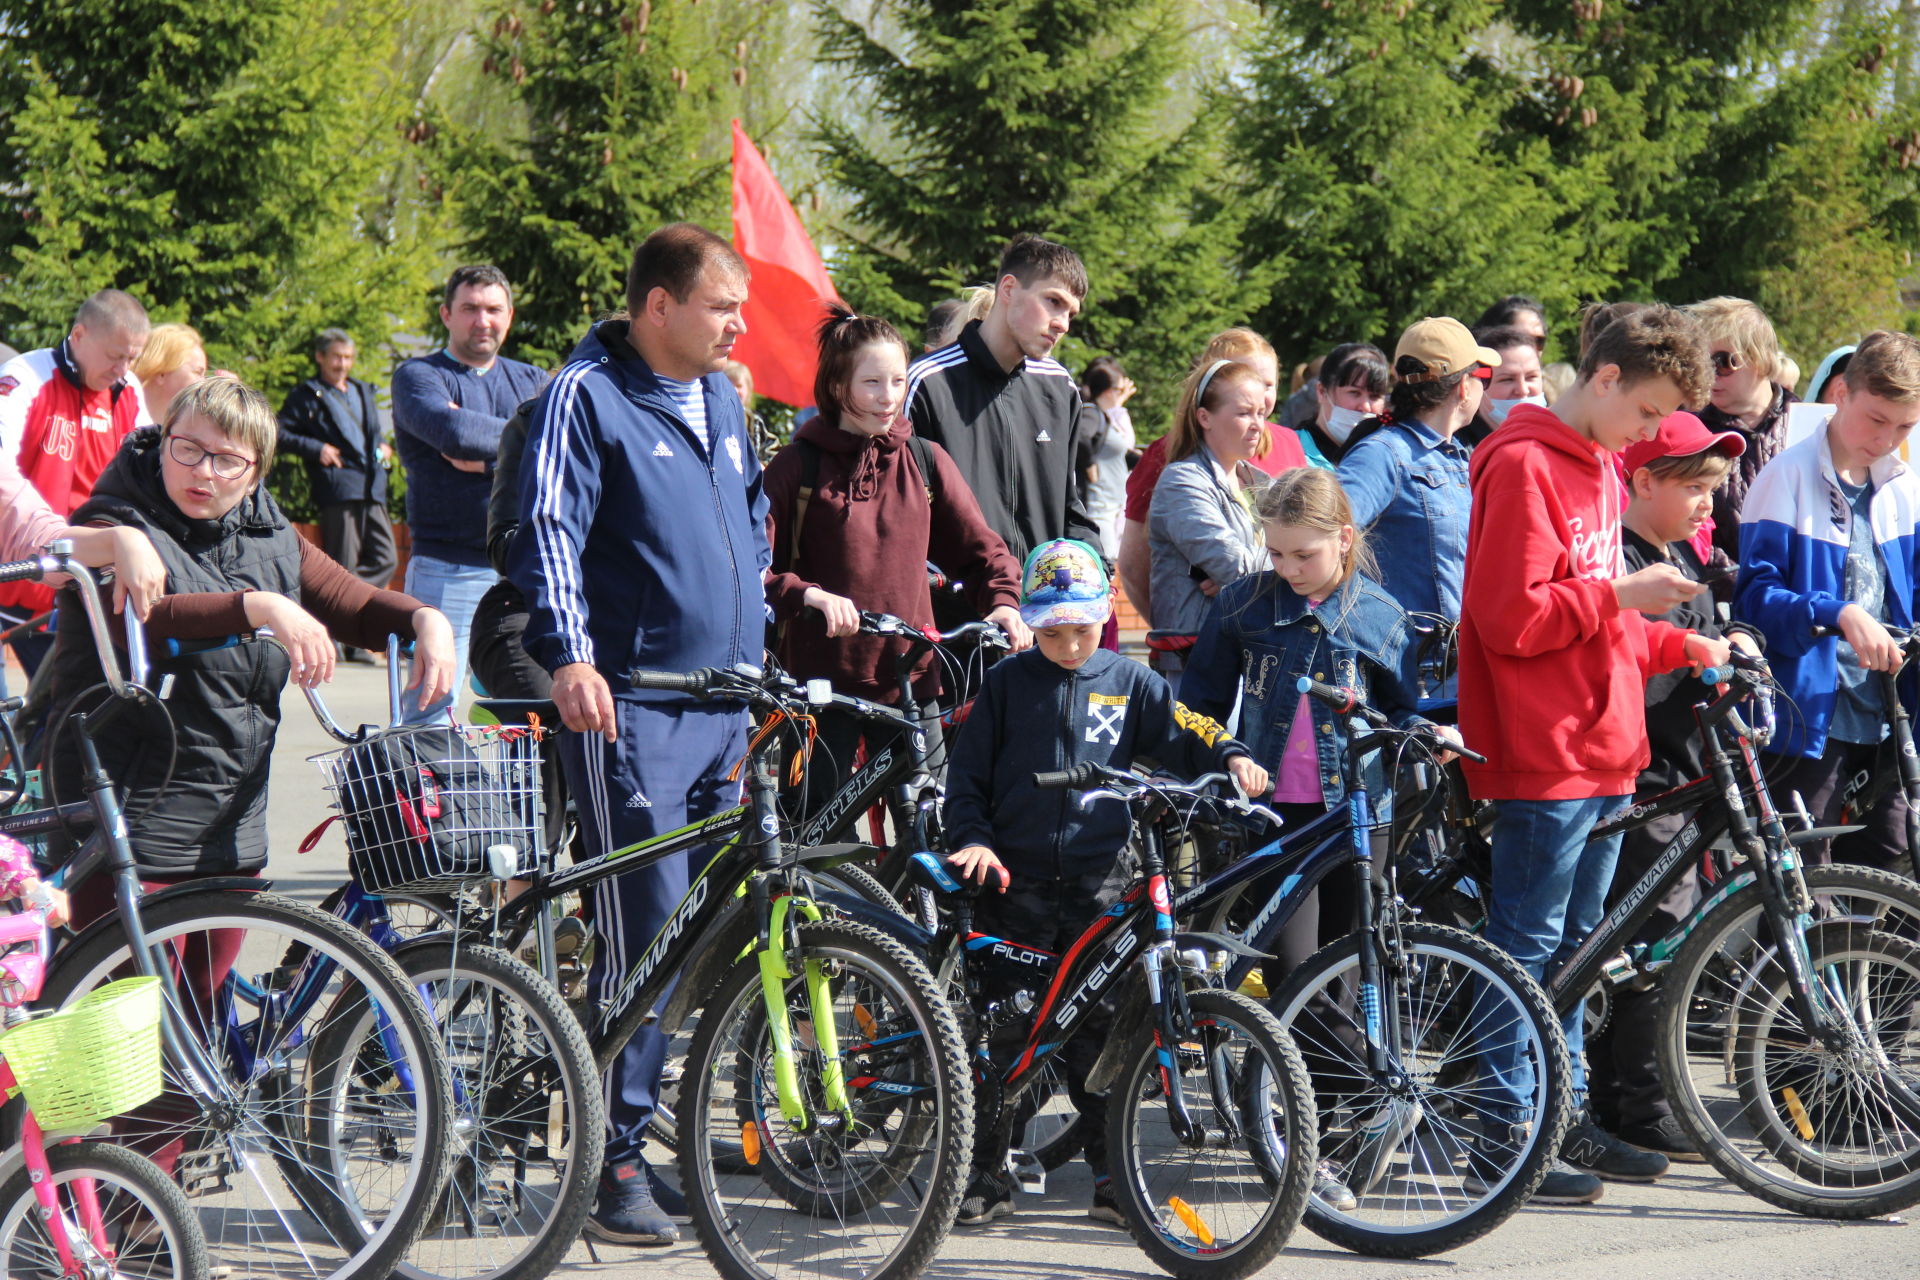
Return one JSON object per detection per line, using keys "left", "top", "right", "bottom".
{"left": 0, "top": 558, "right": 44, "bottom": 587}
{"left": 626, "top": 668, "right": 710, "bottom": 694}
{"left": 166, "top": 635, "right": 245, "bottom": 659}
{"left": 1809, "top": 625, "right": 1841, "bottom": 639}
{"left": 1295, "top": 675, "right": 1393, "bottom": 728}
{"left": 1033, "top": 761, "right": 1101, "bottom": 791}
{"left": 1699, "top": 666, "right": 1732, "bottom": 685}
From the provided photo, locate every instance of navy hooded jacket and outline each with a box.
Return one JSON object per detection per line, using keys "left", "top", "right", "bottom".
{"left": 944, "top": 647, "right": 1248, "bottom": 879}
{"left": 508, "top": 321, "right": 770, "bottom": 695}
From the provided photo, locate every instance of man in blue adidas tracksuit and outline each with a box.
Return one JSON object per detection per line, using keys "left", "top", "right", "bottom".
{"left": 508, "top": 223, "right": 767, "bottom": 1245}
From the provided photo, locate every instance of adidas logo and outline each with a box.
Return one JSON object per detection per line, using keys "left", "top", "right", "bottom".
{"left": 1036, "top": 430, "right": 1052, "bottom": 443}
{"left": 625, "top": 791, "right": 652, "bottom": 810}
{"left": 652, "top": 440, "right": 674, "bottom": 458}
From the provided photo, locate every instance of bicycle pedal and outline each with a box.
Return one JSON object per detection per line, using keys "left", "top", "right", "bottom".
{"left": 1006, "top": 1148, "right": 1046, "bottom": 1194}
{"left": 177, "top": 1144, "right": 233, "bottom": 1198}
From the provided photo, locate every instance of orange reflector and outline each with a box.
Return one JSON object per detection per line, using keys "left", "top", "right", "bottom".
{"left": 1782, "top": 1087, "right": 1814, "bottom": 1141}
{"left": 854, "top": 1003, "right": 879, "bottom": 1038}
{"left": 1168, "top": 1195, "right": 1214, "bottom": 1245}
{"left": 742, "top": 1123, "right": 763, "bottom": 1166}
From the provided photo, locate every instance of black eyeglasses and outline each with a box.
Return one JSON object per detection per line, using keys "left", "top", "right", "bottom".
{"left": 166, "top": 435, "right": 257, "bottom": 479}
{"left": 1710, "top": 350, "right": 1744, "bottom": 375}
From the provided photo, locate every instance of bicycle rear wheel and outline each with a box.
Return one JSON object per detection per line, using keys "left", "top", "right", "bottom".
{"left": 1105, "top": 989, "right": 1316, "bottom": 1280}
{"left": 1268, "top": 923, "right": 1570, "bottom": 1257}
{"left": 1660, "top": 865, "right": 1920, "bottom": 1218}
{"left": 0, "top": 1140, "right": 209, "bottom": 1279}
{"left": 374, "top": 939, "right": 604, "bottom": 1280}
{"left": 40, "top": 888, "right": 453, "bottom": 1280}
{"left": 678, "top": 917, "right": 972, "bottom": 1280}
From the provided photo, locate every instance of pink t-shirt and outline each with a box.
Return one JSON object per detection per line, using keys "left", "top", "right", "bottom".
{"left": 1271, "top": 693, "right": 1322, "bottom": 803}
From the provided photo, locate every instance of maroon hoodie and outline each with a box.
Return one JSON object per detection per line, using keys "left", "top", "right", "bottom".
{"left": 764, "top": 415, "right": 1020, "bottom": 701}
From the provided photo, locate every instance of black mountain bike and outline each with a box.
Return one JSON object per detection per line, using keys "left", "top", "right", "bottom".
{"left": 1424, "top": 651, "right": 1920, "bottom": 1218}
{"left": 901, "top": 763, "right": 1318, "bottom": 1280}
{"left": 1824, "top": 623, "right": 1920, "bottom": 883}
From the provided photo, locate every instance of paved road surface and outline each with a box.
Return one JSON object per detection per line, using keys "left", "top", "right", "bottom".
{"left": 263, "top": 663, "right": 1915, "bottom": 1279}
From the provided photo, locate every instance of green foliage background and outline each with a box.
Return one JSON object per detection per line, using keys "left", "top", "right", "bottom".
{"left": 5, "top": 0, "right": 1920, "bottom": 491}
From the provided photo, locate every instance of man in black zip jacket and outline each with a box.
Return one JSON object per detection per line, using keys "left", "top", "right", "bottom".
{"left": 943, "top": 539, "right": 1267, "bottom": 1227}
{"left": 906, "top": 235, "right": 1104, "bottom": 579}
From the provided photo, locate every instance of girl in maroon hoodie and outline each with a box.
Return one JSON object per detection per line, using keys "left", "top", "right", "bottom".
{"left": 764, "top": 306, "right": 1031, "bottom": 806}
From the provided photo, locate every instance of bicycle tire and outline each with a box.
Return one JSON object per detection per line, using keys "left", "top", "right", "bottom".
{"left": 0, "top": 1139, "right": 209, "bottom": 1279}
{"left": 1015, "top": 1057, "right": 1086, "bottom": 1172}
{"left": 1106, "top": 988, "right": 1315, "bottom": 1280}
{"left": 678, "top": 917, "right": 973, "bottom": 1280}
{"left": 816, "top": 862, "right": 907, "bottom": 917}
{"left": 1267, "top": 922, "right": 1571, "bottom": 1257}
{"left": 1659, "top": 865, "right": 1920, "bottom": 1218}
{"left": 39, "top": 888, "right": 454, "bottom": 1280}
{"left": 374, "top": 939, "right": 605, "bottom": 1280}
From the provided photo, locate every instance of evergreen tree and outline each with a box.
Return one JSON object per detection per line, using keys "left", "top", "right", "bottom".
{"left": 813, "top": 0, "right": 1267, "bottom": 433}
{"left": 0, "top": 0, "right": 432, "bottom": 393}
{"left": 419, "top": 0, "right": 768, "bottom": 367}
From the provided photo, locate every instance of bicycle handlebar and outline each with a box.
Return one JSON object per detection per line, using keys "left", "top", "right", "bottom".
{"left": 0, "top": 543, "right": 148, "bottom": 697}
{"left": 857, "top": 610, "right": 1011, "bottom": 651}
{"left": 624, "top": 663, "right": 918, "bottom": 731}
{"left": 1294, "top": 677, "right": 1489, "bottom": 763}
{"left": 1811, "top": 622, "right": 1920, "bottom": 652}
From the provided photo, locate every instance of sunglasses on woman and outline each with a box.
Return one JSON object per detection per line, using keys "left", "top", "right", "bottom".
{"left": 1709, "top": 350, "right": 1744, "bottom": 375}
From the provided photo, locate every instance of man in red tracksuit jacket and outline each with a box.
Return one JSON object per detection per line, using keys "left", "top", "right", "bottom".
{"left": 1457, "top": 303, "right": 1728, "bottom": 1203}
{"left": 0, "top": 290, "right": 152, "bottom": 674}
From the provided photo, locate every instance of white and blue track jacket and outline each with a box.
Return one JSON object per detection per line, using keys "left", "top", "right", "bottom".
{"left": 507, "top": 321, "right": 771, "bottom": 697}
{"left": 1734, "top": 421, "right": 1920, "bottom": 759}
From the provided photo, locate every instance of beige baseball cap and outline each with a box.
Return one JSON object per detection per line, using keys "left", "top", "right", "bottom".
{"left": 1394, "top": 317, "right": 1501, "bottom": 383}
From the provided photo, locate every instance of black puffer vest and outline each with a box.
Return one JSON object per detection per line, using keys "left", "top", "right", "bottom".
{"left": 47, "top": 428, "right": 302, "bottom": 877}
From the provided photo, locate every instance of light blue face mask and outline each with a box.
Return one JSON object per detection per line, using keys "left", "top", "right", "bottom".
{"left": 1486, "top": 393, "right": 1547, "bottom": 426}
{"left": 1323, "top": 404, "right": 1369, "bottom": 445}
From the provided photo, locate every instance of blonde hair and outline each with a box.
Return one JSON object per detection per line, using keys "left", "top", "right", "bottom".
{"left": 1844, "top": 330, "right": 1920, "bottom": 404}
{"left": 1165, "top": 359, "right": 1269, "bottom": 463}
{"left": 934, "top": 286, "right": 995, "bottom": 349}
{"left": 1163, "top": 327, "right": 1279, "bottom": 460}
{"left": 721, "top": 359, "right": 754, "bottom": 401}
{"left": 1542, "top": 361, "right": 1575, "bottom": 404}
{"left": 132, "top": 323, "right": 205, "bottom": 388}
{"left": 164, "top": 375, "right": 278, "bottom": 481}
{"left": 1684, "top": 296, "right": 1782, "bottom": 383}
{"left": 1775, "top": 354, "right": 1800, "bottom": 395}
{"left": 1252, "top": 467, "right": 1377, "bottom": 589}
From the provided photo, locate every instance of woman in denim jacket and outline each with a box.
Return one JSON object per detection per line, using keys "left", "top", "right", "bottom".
{"left": 1179, "top": 469, "right": 1454, "bottom": 971}
{"left": 1147, "top": 359, "right": 1273, "bottom": 671}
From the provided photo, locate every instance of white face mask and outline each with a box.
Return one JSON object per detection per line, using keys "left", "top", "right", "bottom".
{"left": 1323, "top": 404, "right": 1368, "bottom": 446}
{"left": 1486, "top": 393, "right": 1547, "bottom": 426}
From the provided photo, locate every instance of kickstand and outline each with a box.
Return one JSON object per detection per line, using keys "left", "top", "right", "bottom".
{"left": 582, "top": 1233, "right": 602, "bottom": 1265}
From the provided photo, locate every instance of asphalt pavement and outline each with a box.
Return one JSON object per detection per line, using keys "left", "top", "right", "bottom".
{"left": 262, "top": 661, "right": 1916, "bottom": 1280}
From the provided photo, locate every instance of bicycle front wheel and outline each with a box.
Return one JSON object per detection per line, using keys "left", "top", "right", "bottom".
{"left": 678, "top": 917, "right": 973, "bottom": 1280}
{"left": 1660, "top": 865, "right": 1920, "bottom": 1218}
{"left": 377, "top": 939, "right": 605, "bottom": 1280}
{"left": 0, "top": 1140, "right": 209, "bottom": 1279}
{"left": 1106, "top": 989, "right": 1317, "bottom": 1280}
{"left": 1268, "top": 923, "right": 1570, "bottom": 1257}
{"left": 40, "top": 888, "right": 454, "bottom": 1280}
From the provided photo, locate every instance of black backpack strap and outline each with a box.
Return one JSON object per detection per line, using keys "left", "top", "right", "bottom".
{"left": 905, "top": 433, "right": 940, "bottom": 507}
{"left": 787, "top": 438, "right": 822, "bottom": 575}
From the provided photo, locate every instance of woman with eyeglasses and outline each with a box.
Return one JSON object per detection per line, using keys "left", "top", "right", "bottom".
{"left": 1682, "top": 295, "right": 1798, "bottom": 560}
{"left": 41, "top": 376, "right": 456, "bottom": 890}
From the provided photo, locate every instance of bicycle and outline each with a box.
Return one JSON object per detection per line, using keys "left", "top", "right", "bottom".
{"left": 0, "top": 542, "right": 455, "bottom": 1280}
{"left": 1822, "top": 622, "right": 1920, "bottom": 883}
{"left": 900, "top": 761, "right": 1317, "bottom": 1280}
{"left": 1420, "top": 650, "right": 1920, "bottom": 1218}
{"left": 0, "top": 902, "right": 208, "bottom": 1278}
{"left": 404, "top": 661, "right": 975, "bottom": 1280}
{"left": 1158, "top": 680, "right": 1571, "bottom": 1258}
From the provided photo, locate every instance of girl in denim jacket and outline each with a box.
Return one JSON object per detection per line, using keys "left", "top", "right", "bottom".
{"left": 1179, "top": 468, "right": 1458, "bottom": 969}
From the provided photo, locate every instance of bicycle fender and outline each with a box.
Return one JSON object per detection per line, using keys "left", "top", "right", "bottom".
{"left": 790, "top": 843, "right": 885, "bottom": 872}
{"left": 813, "top": 890, "right": 935, "bottom": 952}
{"left": 54, "top": 876, "right": 273, "bottom": 962}
{"left": 1083, "top": 972, "right": 1151, "bottom": 1094}
{"left": 656, "top": 904, "right": 760, "bottom": 1038}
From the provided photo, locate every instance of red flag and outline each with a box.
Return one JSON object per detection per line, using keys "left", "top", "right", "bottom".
{"left": 731, "top": 120, "right": 838, "bottom": 407}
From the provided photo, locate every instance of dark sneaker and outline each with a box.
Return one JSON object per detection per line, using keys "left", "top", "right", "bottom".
{"left": 1530, "top": 1160, "right": 1606, "bottom": 1205}
{"left": 587, "top": 1159, "right": 681, "bottom": 1245}
{"left": 1088, "top": 1176, "right": 1126, "bottom": 1227}
{"left": 1562, "top": 1113, "right": 1670, "bottom": 1182}
{"left": 956, "top": 1174, "right": 1014, "bottom": 1226}
{"left": 1462, "top": 1123, "right": 1602, "bottom": 1205}
{"left": 1616, "top": 1114, "right": 1705, "bottom": 1164}
{"left": 1311, "top": 1161, "right": 1358, "bottom": 1212}
{"left": 1345, "top": 1098, "right": 1422, "bottom": 1195}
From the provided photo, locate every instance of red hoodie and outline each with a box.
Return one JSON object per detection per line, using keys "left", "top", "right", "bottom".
{"left": 1457, "top": 404, "right": 1695, "bottom": 801}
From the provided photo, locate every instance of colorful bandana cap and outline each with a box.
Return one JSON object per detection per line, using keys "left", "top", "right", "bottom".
{"left": 1020, "top": 538, "right": 1112, "bottom": 630}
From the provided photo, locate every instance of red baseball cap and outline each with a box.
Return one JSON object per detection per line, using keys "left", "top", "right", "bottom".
{"left": 1620, "top": 410, "right": 1746, "bottom": 474}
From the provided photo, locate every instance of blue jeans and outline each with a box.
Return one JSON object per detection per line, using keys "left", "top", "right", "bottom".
{"left": 400, "top": 555, "right": 496, "bottom": 725}
{"left": 1478, "top": 794, "right": 1628, "bottom": 1126}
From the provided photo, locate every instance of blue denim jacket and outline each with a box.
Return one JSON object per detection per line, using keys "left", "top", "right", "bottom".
{"left": 1337, "top": 419, "right": 1471, "bottom": 622}
{"left": 1177, "top": 570, "right": 1428, "bottom": 809}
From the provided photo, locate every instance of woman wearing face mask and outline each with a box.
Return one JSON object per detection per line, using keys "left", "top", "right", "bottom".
{"left": 1682, "top": 295, "right": 1797, "bottom": 561}
{"left": 1335, "top": 317, "right": 1494, "bottom": 638}
{"left": 1459, "top": 325, "right": 1546, "bottom": 446}
{"left": 763, "top": 305, "right": 1030, "bottom": 808}
{"left": 1300, "top": 342, "right": 1392, "bottom": 468}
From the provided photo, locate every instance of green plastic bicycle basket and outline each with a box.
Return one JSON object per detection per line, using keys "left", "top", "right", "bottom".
{"left": 0, "top": 976, "right": 164, "bottom": 1130}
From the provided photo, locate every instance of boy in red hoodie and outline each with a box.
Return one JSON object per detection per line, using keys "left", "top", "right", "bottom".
{"left": 1457, "top": 304, "right": 1730, "bottom": 1203}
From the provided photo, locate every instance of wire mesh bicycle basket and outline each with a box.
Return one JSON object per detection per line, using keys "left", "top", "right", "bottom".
{"left": 1, "top": 976, "right": 163, "bottom": 1130}
{"left": 312, "top": 723, "right": 546, "bottom": 894}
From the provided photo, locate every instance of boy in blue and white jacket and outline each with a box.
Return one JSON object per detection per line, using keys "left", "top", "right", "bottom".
{"left": 1735, "top": 329, "right": 1920, "bottom": 869}
{"left": 944, "top": 539, "right": 1266, "bottom": 1228}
